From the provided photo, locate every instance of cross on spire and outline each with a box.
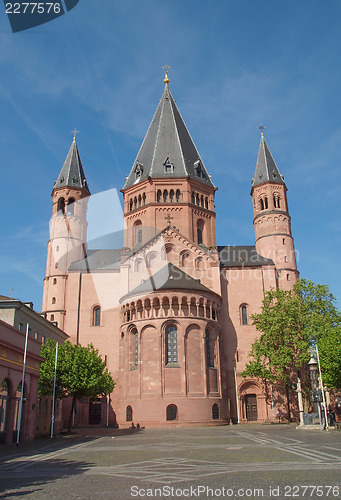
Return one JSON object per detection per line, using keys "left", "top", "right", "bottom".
{"left": 163, "top": 65, "right": 170, "bottom": 84}
{"left": 71, "top": 128, "right": 80, "bottom": 140}
{"left": 258, "top": 124, "right": 266, "bottom": 135}
{"left": 165, "top": 213, "right": 173, "bottom": 226}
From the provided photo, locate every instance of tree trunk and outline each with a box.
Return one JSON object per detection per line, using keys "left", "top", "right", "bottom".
{"left": 67, "top": 396, "right": 76, "bottom": 433}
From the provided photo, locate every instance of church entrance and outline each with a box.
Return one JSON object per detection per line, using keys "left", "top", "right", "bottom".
{"left": 245, "top": 394, "right": 258, "bottom": 421}
{"left": 89, "top": 400, "right": 101, "bottom": 425}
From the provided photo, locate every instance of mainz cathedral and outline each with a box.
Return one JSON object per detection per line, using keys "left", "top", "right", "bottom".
{"left": 42, "top": 70, "right": 298, "bottom": 427}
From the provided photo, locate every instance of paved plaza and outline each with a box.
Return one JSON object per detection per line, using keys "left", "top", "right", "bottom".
{"left": 0, "top": 424, "right": 340, "bottom": 499}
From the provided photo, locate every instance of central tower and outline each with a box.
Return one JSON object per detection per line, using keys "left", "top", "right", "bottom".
{"left": 121, "top": 71, "right": 217, "bottom": 250}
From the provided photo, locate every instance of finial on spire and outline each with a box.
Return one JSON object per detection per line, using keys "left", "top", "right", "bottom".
{"left": 258, "top": 124, "right": 266, "bottom": 136}
{"left": 71, "top": 128, "right": 80, "bottom": 141}
{"left": 163, "top": 65, "right": 170, "bottom": 84}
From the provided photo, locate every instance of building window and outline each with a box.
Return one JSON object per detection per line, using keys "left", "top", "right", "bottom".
{"left": 164, "top": 157, "right": 174, "bottom": 173}
{"left": 241, "top": 305, "right": 248, "bottom": 325}
{"left": 126, "top": 405, "right": 133, "bottom": 422}
{"left": 93, "top": 306, "right": 101, "bottom": 326}
{"left": 166, "top": 325, "right": 178, "bottom": 364}
{"left": 129, "top": 199, "right": 133, "bottom": 211}
{"left": 53, "top": 278, "right": 57, "bottom": 285}
{"left": 67, "top": 198, "right": 75, "bottom": 215}
{"left": 130, "top": 329, "right": 138, "bottom": 368}
{"left": 166, "top": 404, "right": 178, "bottom": 421}
{"left": 169, "top": 189, "right": 174, "bottom": 202}
{"left": 50, "top": 314, "right": 54, "bottom": 321}
{"left": 157, "top": 190, "right": 162, "bottom": 202}
{"left": 191, "top": 193, "right": 195, "bottom": 204}
{"left": 57, "top": 197, "right": 65, "bottom": 214}
{"left": 212, "top": 403, "right": 219, "bottom": 419}
{"left": 142, "top": 193, "right": 146, "bottom": 205}
{"left": 18, "top": 323, "right": 24, "bottom": 332}
{"left": 197, "top": 219, "right": 204, "bottom": 245}
{"left": 134, "top": 163, "right": 143, "bottom": 179}
{"left": 163, "top": 190, "right": 168, "bottom": 202}
{"left": 206, "top": 330, "right": 213, "bottom": 367}
{"left": 34, "top": 332, "right": 39, "bottom": 340}
{"left": 52, "top": 297, "right": 56, "bottom": 304}
{"left": 176, "top": 189, "right": 181, "bottom": 202}
{"left": 205, "top": 197, "right": 208, "bottom": 209}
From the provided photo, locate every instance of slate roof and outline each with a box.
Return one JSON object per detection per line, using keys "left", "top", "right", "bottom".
{"left": 121, "top": 263, "right": 213, "bottom": 300}
{"left": 123, "top": 82, "right": 214, "bottom": 189}
{"left": 252, "top": 134, "right": 284, "bottom": 188}
{"left": 54, "top": 138, "right": 90, "bottom": 194}
{"left": 218, "top": 245, "right": 274, "bottom": 267}
{"left": 69, "top": 249, "right": 121, "bottom": 271}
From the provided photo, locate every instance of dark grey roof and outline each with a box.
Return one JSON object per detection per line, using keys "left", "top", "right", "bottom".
{"left": 218, "top": 245, "right": 274, "bottom": 267}
{"left": 252, "top": 134, "right": 284, "bottom": 188}
{"left": 54, "top": 138, "right": 90, "bottom": 193}
{"left": 69, "top": 249, "right": 121, "bottom": 271}
{"left": 123, "top": 83, "right": 214, "bottom": 189}
{"left": 121, "top": 263, "right": 213, "bottom": 300}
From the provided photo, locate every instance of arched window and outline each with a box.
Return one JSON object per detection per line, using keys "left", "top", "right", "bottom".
{"left": 166, "top": 325, "right": 178, "bottom": 364}
{"left": 53, "top": 278, "right": 57, "bottom": 285}
{"left": 57, "top": 198, "right": 65, "bottom": 214}
{"left": 134, "top": 221, "right": 142, "bottom": 246}
{"left": 134, "top": 197, "right": 137, "bottom": 210}
{"left": 135, "top": 259, "right": 143, "bottom": 272}
{"left": 157, "top": 190, "right": 162, "bottom": 202}
{"left": 130, "top": 329, "right": 138, "bottom": 368}
{"left": 166, "top": 404, "right": 178, "bottom": 421}
{"left": 264, "top": 197, "right": 268, "bottom": 209}
{"left": 287, "top": 274, "right": 290, "bottom": 281}
{"left": 197, "top": 219, "right": 204, "bottom": 245}
{"left": 241, "top": 305, "right": 248, "bottom": 325}
{"left": 93, "top": 306, "right": 101, "bottom": 326}
{"left": 205, "top": 197, "right": 208, "bottom": 209}
{"left": 67, "top": 198, "right": 75, "bottom": 215}
{"left": 195, "top": 257, "right": 204, "bottom": 271}
{"left": 180, "top": 251, "right": 191, "bottom": 267}
{"left": 212, "top": 403, "right": 219, "bottom": 419}
{"left": 126, "top": 405, "right": 133, "bottom": 422}
{"left": 196, "top": 193, "right": 200, "bottom": 205}
{"left": 163, "top": 190, "right": 168, "bottom": 202}
{"left": 176, "top": 189, "right": 181, "bottom": 202}
{"left": 200, "top": 195, "right": 204, "bottom": 207}
{"left": 147, "top": 252, "right": 157, "bottom": 269}
{"left": 260, "top": 199, "right": 264, "bottom": 210}
{"left": 138, "top": 195, "right": 141, "bottom": 207}
{"left": 142, "top": 193, "right": 146, "bottom": 205}
{"left": 52, "top": 297, "right": 56, "bottom": 304}
{"left": 169, "top": 190, "right": 174, "bottom": 203}
{"left": 205, "top": 330, "right": 214, "bottom": 367}
{"left": 50, "top": 314, "right": 55, "bottom": 321}
{"left": 191, "top": 193, "right": 195, "bottom": 204}
{"left": 129, "top": 199, "right": 133, "bottom": 211}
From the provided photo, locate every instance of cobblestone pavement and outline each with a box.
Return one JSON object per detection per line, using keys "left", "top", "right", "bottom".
{"left": 0, "top": 424, "right": 340, "bottom": 499}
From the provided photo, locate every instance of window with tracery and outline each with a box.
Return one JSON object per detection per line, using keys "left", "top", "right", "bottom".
{"left": 166, "top": 325, "right": 178, "bottom": 364}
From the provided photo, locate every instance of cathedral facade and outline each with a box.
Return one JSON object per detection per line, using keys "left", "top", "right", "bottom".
{"left": 42, "top": 73, "right": 298, "bottom": 427}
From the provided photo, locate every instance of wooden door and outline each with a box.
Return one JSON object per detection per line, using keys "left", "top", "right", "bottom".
{"left": 245, "top": 394, "right": 258, "bottom": 421}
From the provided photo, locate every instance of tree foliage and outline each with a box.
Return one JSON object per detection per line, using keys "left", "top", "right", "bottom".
{"left": 39, "top": 340, "right": 115, "bottom": 430}
{"left": 242, "top": 279, "right": 341, "bottom": 391}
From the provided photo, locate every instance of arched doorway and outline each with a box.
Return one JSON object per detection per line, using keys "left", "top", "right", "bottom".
{"left": 0, "top": 380, "right": 9, "bottom": 444}
{"left": 245, "top": 394, "right": 258, "bottom": 421}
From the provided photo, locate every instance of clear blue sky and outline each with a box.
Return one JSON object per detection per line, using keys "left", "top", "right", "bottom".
{"left": 0, "top": 0, "right": 341, "bottom": 310}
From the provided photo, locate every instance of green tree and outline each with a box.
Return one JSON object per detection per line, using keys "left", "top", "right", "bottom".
{"left": 242, "top": 279, "right": 341, "bottom": 418}
{"left": 318, "top": 328, "right": 341, "bottom": 390}
{"left": 39, "top": 340, "right": 115, "bottom": 432}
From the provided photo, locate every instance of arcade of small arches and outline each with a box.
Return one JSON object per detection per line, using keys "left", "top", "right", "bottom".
{"left": 258, "top": 193, "right": 281, "bottom": 211}
{"left": 132, "top": 247, "right": 208, "bottom": 271}
{"left": 128, "top": 192, "right": 146, "bottom": 212}
{"left": 57, "top": 196, "right": 76, "bottom": 215}
{"left": 156, "top": 189, "right": 181, "bottom": 203}
{"left": 121, "top": 294, "right": 220, "bottom": 323}
{"left": 191, "top": 192, "right": 209, "bottom": 210}
{"left": 0, "top": 379, "right": 26, "bottom": 444}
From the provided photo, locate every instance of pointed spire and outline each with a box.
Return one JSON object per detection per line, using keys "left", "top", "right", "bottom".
{"left": 252, "top": 134, "right": 284, "bottom": 187}
{"left": 54, "top": 137, "right": 90, "bottom": 194}
{"left": 123, "top": 79, "right": 213, "bottom": 190}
